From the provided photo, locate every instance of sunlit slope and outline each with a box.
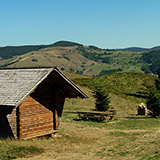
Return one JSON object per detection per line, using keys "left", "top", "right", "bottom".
{"left": 7, "top": 46, "right": 97, "bottom": 73}
{"left": 72, "top": 72, "right": 157, "bottom": 116}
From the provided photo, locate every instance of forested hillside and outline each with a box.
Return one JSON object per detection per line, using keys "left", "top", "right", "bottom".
{"left": 0, "top": 45, "right": 47, "bottom": 59}
{"left": 141, "top": 50, "right": 160, "bottom": 74}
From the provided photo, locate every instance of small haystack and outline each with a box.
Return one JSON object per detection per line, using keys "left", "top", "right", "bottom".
{"left": 137, "top": 103, "right": 147, "bottom": 115}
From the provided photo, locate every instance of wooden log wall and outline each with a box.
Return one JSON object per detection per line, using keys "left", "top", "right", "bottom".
{"left": 18, "top": 80, "right": 56, "bottom": 139}
{"left": 18, "top": 78, "right": 66, "bottom": 140}
{"left": 19, "top": 96, "right": 54, "bottom": 139}
{"left": 32, "top": 79, "right": 65, "bottom": 131}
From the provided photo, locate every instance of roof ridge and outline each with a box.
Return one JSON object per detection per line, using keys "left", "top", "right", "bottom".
{"left": 0, "top": 66, "right": 57, "bottom": 70}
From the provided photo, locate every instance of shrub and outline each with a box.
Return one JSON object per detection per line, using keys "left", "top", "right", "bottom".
{"left": 147, "top": 87, "right": 160, "bottom": 117}
{"left": 32, "top": 58, "right": 38, "bottom": 62}
{"left": 69, "top": 68, "right": 74, "bottom": 73}
{"left": 76, "top": 70, "right": 83, "bottom": 75}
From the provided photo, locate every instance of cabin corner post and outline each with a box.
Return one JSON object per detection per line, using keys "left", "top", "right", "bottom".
{"left": 17, "top": 105, "right": 23, "bottom": 139}
{"left": 16, "top": 106, "right": 20, "bottom": 139}
{"left": 54, "top": 96, "right": 65, "bottom": 130}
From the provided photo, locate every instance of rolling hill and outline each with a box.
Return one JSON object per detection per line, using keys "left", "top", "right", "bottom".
{"left": 72, "top": 72, "right": 157, "bottom": 117}
{"left": 0, "top": 41, "right": 82, "bottom": 59}
{"left": 0, "top": 40, "right": 160, "bottom": 76}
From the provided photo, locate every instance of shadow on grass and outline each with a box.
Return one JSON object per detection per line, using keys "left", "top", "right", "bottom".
{"left": 73, "top": 118, "right": 81, "bottom": 121}
{"left": 73, "top": 118, "right": 105, "bottom": 123}
{"left": 124, "top": 92, "right": 148, "bottom": 98}
{"left": 125, "top": 114, "right": 152, "bottom": 119}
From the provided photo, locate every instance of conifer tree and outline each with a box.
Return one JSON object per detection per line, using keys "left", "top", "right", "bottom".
{"left": 93, "top": 85, "right": 110, "bottom": 111}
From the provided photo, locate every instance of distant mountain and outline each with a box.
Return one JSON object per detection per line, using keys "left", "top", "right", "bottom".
{"left": 151, "top": 46, "right": 160, "bottom": 50}
{"left": 118, "top": 47, "right": 149, "bottom": 52}
{"left": 50, "top": 41, "right": 82, "bottom": 47}
{"left": 0, "top": 41, "right": 82, "bottom": 59}
{"left": 118, "top": 46, "right": 160, "bottom": 52}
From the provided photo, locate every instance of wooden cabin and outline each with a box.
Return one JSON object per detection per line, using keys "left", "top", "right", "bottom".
{"left": 0, "top": 68, "right": 88, "bottom": 140}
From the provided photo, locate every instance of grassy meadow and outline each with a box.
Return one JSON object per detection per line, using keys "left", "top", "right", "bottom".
{"left": 0, "top": 72, "right": 160, "bottom": 160}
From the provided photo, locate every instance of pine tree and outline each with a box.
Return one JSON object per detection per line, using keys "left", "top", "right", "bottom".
{"left": 93, "top": 85, "right": 110, "bottom": 111}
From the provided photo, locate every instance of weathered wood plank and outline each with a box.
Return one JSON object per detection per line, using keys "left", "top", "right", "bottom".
{"left": 19, "top": 87, "right": 54, "bottom": 139}
{"left": 21, "top": 121, "right": 53, "bottom": 129}
{"left": 20, "top": 109, "right": 52, "bottom": 116}
{"left": 22, "top": 130, "right": 58, "bottom": 140}
{"left": 20, "top": 113, "right": 53, "bottom": 122}
{"left": 21, "top": 125, "right": 53, "bottom": 134}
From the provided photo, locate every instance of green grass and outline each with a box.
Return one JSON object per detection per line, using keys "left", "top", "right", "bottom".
{"left": 60, "top": 113, "right": 160, "bottom": 160}
{"left": 74, "top": 72, "right": 156, "bottom": 101}
{"left": 92, "top": 61, "right": 143, "bottom": 72}
{"left": 0, "top": 111, "right": 160, "bottom": 160}
{"left": 58, "top": 72, "right": 160, "bottom": 159}
{"left": 62, "top": 113, "right": 160, "bottom": 130}
{"left": 0, "top": 72, "right": 159, "bottom": 160}
{"left": 97, "top": 50, "right": 143, "bottom": 75}
{"left": 142, "top": 151, "right": 160, "bottom": 160}
{"left": 0, "top": 141, "right": 43, "bottom": 160}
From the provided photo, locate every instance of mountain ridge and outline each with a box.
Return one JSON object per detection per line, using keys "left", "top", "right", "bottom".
{"left": 1, "top": 40, "right": 160, "bottom": 59}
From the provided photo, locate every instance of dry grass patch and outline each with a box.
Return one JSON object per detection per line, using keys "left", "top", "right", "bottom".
{"left": 0, "top": 73, "right": 159, "bottom": 159}
{"left": 0, "top": 139, "right": 43, "bottom": 160}
{"left": 1, "top": 117, "right": 160, "bottom": 160}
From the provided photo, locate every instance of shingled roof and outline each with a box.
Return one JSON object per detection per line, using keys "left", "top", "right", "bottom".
{"left": 0, "top": 68, "right": 88, "bottom": 107}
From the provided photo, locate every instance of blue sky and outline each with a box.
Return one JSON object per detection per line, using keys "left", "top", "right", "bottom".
{"left": 0, "top": 0, "right": 160, "bottom": 48}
